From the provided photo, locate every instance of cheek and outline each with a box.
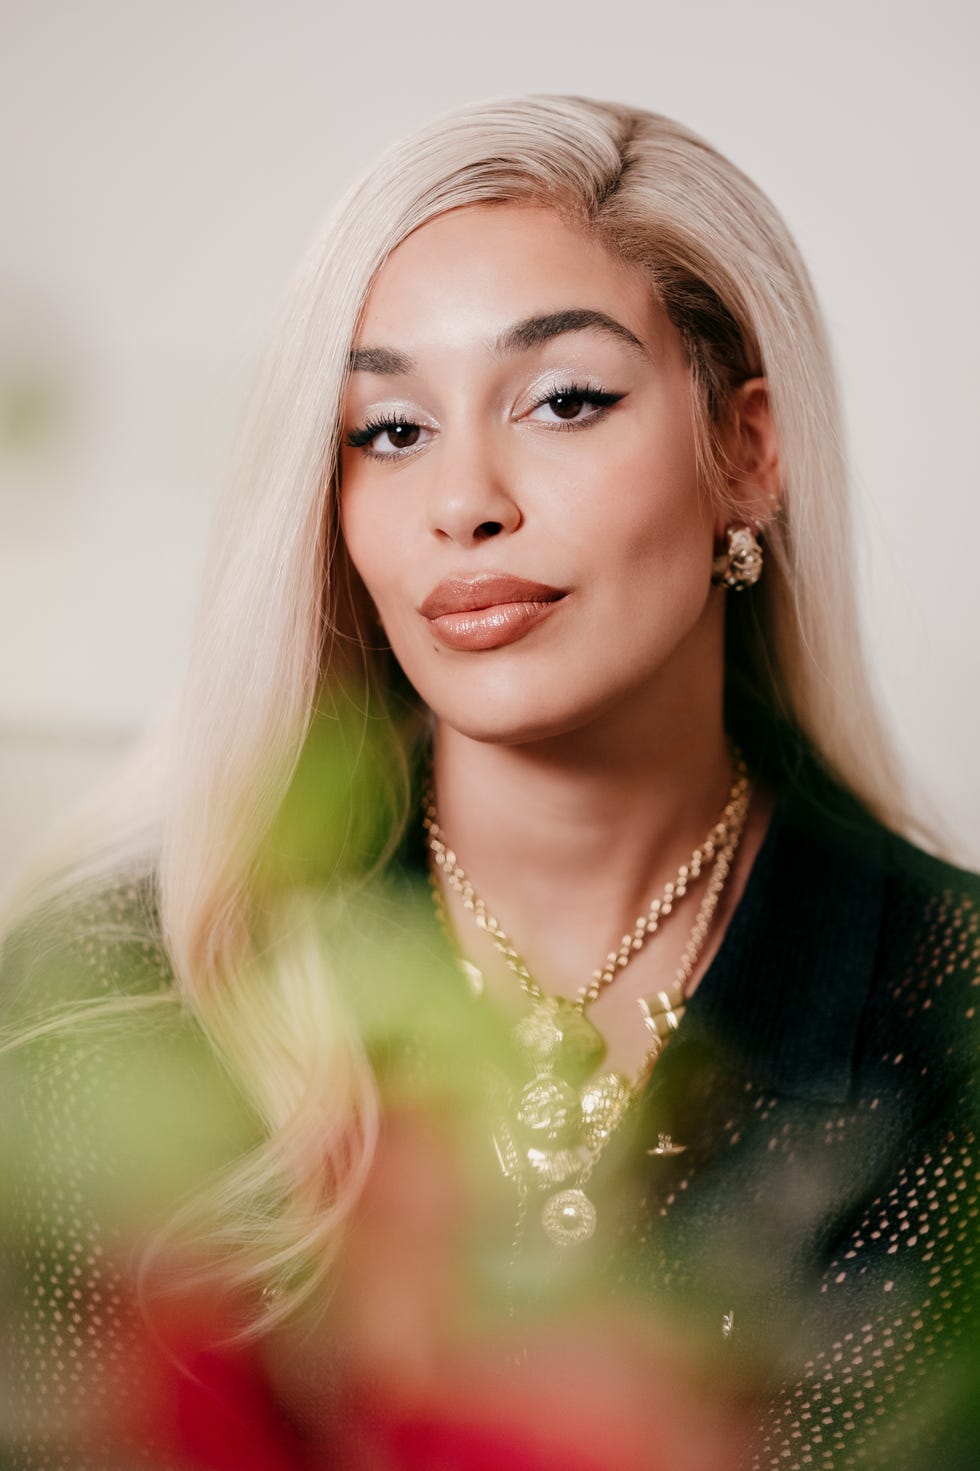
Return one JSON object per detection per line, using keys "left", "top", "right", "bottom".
{"left": 569, "top": 424, "right": 709, "bottom": 588}
{"left": 339, "top": 493, "right": 396, "bottom": 614}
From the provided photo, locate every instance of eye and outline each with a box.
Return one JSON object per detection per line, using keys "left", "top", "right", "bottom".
{"left": 527, "top": 385, "right": 624, "bottom": 428}
{"left": 345, "top": 416, "right": 432, "bottom": 459}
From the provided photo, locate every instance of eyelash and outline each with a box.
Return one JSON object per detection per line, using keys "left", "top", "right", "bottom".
{"left": 534, "top": 383, "right": 624, "bottom": 426}
{"left": 345, "top": 415, "right": 425, "bottom": 453}
{"left": 345, "top": 383, "right": 625, "bottom": 460}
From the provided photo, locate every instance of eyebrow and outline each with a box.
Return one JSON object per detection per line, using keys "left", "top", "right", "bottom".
{"left": 347, "top": 308, "right": 647, "bottom": 374}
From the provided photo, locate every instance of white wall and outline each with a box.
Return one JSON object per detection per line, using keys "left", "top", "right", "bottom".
{"left": 2, "top": 0, "right": 978, "bottom": 885}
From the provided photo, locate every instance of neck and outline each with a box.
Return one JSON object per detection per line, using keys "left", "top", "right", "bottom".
{"left": 430, "top": 688, "right": 736, "bottom": 975}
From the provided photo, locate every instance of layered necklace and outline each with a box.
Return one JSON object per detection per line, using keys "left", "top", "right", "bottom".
{"left": 423, "top": 747, "right": 752, "bottom": 1248}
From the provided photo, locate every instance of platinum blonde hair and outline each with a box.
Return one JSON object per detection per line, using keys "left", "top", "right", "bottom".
{"left": 2, "top": 94, "right": 930, "bottom": 1331}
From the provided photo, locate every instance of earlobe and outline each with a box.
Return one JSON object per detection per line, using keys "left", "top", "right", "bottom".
{"left": 710, "top": 378, "right": 780, "bottom": 587}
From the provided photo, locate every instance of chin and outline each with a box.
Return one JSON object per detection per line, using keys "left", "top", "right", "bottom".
{"left": 421, "top": 683, "right": 618, "bottom": 748}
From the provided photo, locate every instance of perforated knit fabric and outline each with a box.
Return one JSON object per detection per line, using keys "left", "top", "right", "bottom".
{"left": 0, "top": 885, "right": 259, "bottom": 1470}
{"left": 603, "top": 782, "right": 980, "bottom": 1469}
{"left": 2, "top": 765, "right": 979, "bottom": 1469}
{"left": 1, "top": 885, "right": 167, "bottom": 1469}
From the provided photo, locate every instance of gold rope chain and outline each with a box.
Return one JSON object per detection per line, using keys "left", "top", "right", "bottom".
{"left": 423, "top": 747, "right": 751, "bottom": 1015}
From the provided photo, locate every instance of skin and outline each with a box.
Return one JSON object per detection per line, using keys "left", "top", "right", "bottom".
{"left": 339, "top": 201, "right": 781, "bottom": 1080}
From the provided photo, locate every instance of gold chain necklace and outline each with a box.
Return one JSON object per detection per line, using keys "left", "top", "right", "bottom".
{"left": 423, "top": 748, "right": 752, "bottom": 1246}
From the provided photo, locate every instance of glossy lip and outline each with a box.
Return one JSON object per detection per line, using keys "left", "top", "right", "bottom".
{"left": 418, "top": 574, "right": 568, "bottom": 652}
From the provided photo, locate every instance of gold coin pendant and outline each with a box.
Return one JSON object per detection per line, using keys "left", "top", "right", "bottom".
{"left": 540, "top": 1187, "right": 597, "bottom": 1246}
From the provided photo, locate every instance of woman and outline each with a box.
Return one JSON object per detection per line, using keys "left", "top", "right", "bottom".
{"left": 2, "top": 94, "right": 978, "bottom": 1470}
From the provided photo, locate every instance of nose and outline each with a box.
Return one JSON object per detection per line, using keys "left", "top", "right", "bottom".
{"left": 425, "top": 430, "right": 523, "bottom": 547}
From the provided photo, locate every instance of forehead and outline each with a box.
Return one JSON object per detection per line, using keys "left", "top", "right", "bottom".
{"left": 354, "top": 202, "right": 661, "bottom": 344}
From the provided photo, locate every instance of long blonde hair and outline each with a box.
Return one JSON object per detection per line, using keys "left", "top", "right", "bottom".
{"left": 2, "top": 94, "right": 933, "bottom": 1331}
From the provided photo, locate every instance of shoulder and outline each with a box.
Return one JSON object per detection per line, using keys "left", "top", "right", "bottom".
{"left": 0, "top": 878, "right": 258, "bottom": 1459}
{"left": 747, "top": 724, "right": 979, "bottom": 1081}
{"left": 763, "top": 753, "right": 980, "bottom": 1087}
{"left": 813, "top": 781, "right": 980, "bottom": 1007}
{"left": 0, "top": 872, "right": 254, "bottom": 1228}
{"left": 876, "top": 829, "right": 977, "bottom": 906}
{"left": 775, "top": 743, "right": 980, "bottom": 927}
{"left": 881, "top": 828, "right": 980, "bottom": 1006}
{"left": 0, "top": 870, "right": 173, "bottom": 1028}
{"left": 845, "top": 822, "right": 980, "bottom": 1102}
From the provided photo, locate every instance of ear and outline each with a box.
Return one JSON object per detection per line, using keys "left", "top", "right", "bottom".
{"left": 712, "top": 377, "right": 782, "bottom": 541}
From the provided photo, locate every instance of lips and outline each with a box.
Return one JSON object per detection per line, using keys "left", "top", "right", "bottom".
{"left": 418, "top": 574, "right": 567, "bottom": 652}
{"left": 419, "top": 575, "right": 565, "bottom": 619}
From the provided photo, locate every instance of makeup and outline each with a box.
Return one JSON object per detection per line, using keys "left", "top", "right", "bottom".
{"left": 419, "top": 575, "right": 567, "bottom": 652}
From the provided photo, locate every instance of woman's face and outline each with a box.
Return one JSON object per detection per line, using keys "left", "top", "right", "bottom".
{"left": 339, "top": 203, "right": 727, "bottom": 745}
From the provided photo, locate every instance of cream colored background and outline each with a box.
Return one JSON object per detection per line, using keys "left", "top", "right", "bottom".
{"left": 2, "top": 0, "right": 978, "bottom": 891}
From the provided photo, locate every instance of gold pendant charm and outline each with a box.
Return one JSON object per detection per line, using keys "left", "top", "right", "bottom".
{"left": 637, "top": 988, "right": 685, "bottom": 1040}
{"left": 516, "top": 1074, "right": 581, "bottom": 1148}
{"left": 580, "top": 1072, "right": 632, "bottom": 1150}
{"left": 541, "top": 1187, "right": 597, "bottom": 1245}
{"left": 512, "top": 997, "right": 606, "bottom": 1082}
{"left": 525, "top": 1146, "right": 583, "bottom": 1186}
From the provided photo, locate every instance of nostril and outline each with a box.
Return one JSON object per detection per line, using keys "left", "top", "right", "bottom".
{"left": 474, "top": 521, "right": 504, "bottom": 540}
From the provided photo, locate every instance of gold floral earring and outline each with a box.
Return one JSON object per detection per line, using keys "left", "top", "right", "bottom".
{"left": 711, "top": 525, "right": 764, "bottom": 590}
